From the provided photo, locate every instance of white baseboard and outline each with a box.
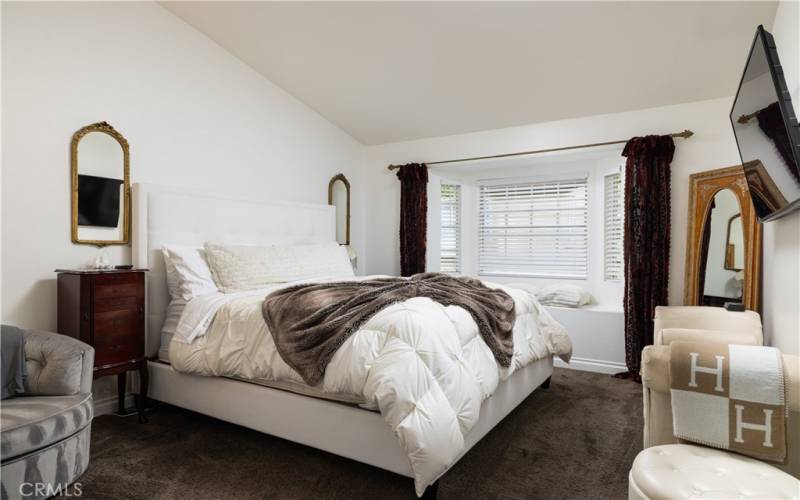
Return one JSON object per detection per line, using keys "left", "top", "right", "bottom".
{"left": 92, "top": 393, "right": 137, "bottom": 417}
{"left": 555, "top": 356, "right": 626, "bottom": 375}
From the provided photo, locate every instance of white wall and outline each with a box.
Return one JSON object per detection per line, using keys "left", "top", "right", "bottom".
{"left": 365, "top": 96, "right": 744, "bottom": 309}
{"left": 762, "top": 0, "right": 800, "bottom": 355}
{"left": 1, "top": 2, "right": 366, "bottom": 401}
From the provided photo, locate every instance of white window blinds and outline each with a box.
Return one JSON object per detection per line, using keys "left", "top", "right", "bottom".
{"left": 604, "top": 171, "right": 624, "bottom": 281}
{"left": 440, "top": 184, "right": 461, "bottom": 273}
{"left": 478, "top": 178, "right": 588, "bottom": 278}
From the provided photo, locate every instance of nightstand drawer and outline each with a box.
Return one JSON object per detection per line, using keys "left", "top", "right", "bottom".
{"left": 93, "top": 309, "right": 143, "bottom": 366}
{"left": 94, "top": 337, "right": 142, "bottom": 367}
{"left": 95, "top": 296, "right": 139, "bottom": 313}
{"left": 93, "top": 309, "right": 140, "bottom": 342}
{"left": 94, "top": 282, "right": 139, "bottom": 300}
{"left": 93, "top": 273, "right": 141, "bottom": 300}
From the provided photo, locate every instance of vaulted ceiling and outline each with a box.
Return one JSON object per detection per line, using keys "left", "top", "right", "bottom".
{"left": 162, "top": 1, "right": 778, "bottom": 145}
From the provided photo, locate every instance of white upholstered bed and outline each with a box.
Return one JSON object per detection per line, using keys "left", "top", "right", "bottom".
{"left": 131, "top": 183, "right": 563, "bottom": 497}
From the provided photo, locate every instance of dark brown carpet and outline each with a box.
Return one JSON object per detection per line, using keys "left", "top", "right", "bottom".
{"left": 69, "top": 368, "right": 642, "bottom": 500}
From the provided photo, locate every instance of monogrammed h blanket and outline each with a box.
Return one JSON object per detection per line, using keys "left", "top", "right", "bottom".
{"left": 262, "top": 273, "right": 516, "bottom": 386}
{"left": 670, "top": 341, "right": 787, "bottom": 462}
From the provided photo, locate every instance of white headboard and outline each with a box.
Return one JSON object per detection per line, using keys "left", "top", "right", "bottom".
{"left": 132, "top": 183, "right": 336, "bottom": 358}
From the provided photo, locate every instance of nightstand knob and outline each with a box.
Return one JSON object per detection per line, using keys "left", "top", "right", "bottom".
{"left": 82, "top": 313, "right": 89, "bottom": 321}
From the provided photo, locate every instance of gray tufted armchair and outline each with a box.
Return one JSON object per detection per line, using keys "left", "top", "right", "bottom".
{"left": 1, "top": 330, "right": 94, "bottom": 500}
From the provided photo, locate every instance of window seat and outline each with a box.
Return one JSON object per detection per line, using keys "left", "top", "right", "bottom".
{"left": 545, "top": 304, "right": 625, "bottom": 375}
{"left": 545, "top": 303, "right": 623, "bottom": 314}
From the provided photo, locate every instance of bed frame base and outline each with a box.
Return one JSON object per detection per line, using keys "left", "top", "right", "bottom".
{"left": 421, "top": 480, "right": 439, "bottom": 499}
{"left": 146, "top": 356, "right": 553, "bottom": 483}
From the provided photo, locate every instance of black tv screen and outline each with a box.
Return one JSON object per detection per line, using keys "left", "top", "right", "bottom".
{"left": 730, "top": 25, "right": 800, "bottom": 222}
{"left": 78, "top": 174, "right": 123, "bottom": 227}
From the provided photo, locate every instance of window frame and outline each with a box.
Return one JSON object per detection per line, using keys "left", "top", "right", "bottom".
{"left": 603, "top": 166, "right": 624, "bottom": 282}
{"left": 439, "top": 181, "right": 462, "bottom": 274}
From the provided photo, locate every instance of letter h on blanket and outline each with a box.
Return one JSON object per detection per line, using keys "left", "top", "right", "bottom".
{"left": 688, "top": 352, "right": 725, "bottom": 392}
{"left": 669, "top": 341, "right": 787, "bottom": 463}
{"left": 734, "top": 404, "right": 774, "bottom": 447}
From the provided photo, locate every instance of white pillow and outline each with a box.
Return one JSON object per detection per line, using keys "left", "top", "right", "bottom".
{"left": 162, "top": 245, "right": 218, "bottom": 301}
{"left": 535, "top": 284, "right": 592, "bottom": 308}
{"left": 203, "top": 242, "right": 355, "bottom": 293}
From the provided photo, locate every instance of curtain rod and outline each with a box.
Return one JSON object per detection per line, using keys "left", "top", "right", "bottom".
{"left": 387, "top": 129, "right": 694, "bottom": 170}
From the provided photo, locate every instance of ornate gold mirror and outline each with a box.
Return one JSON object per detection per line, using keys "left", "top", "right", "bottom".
{"left": 684, "top": 166, "right": 761, "bottom": 311}
{"left": 71, "top": 122, "right": 130, "bottom": 246}
{"left": 328, "top": 174, "right": 350, "bottom": 246}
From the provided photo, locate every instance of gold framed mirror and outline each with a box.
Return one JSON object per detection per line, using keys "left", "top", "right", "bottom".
{"left": 328, "top": 173, "right": 350, "bottom": 246}
{"left": 684, "top": 165, "right": 762, "bottom": 311}
{"left": 71, "top": 122, "right": 130, "bottom": 246}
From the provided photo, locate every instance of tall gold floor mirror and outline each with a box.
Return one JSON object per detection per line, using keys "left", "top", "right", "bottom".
{"left": 684, "top": 165, "right": 762, "bottom": 312}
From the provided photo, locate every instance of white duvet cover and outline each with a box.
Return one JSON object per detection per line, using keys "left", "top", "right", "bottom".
{"left": 169, "top": 275, "right": 572, "bottom": 495}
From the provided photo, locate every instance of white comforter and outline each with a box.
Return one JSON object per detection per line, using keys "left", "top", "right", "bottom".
{"left": 169, "top": 275, "right": 572, "bottom": 495}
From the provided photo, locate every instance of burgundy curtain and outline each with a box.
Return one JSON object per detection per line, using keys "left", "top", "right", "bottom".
{"left": 616, "top": 135, "right": 675, "bottom": 382}
{"left": 396, "top": 163, "right": 429, "bottom": 276}
{"left": 756, "top": 102, "right": 800, "bottom": 184}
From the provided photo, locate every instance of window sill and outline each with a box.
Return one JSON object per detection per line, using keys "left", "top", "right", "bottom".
{"left": 478, "top": 273, "right": 588, "bottom": 280}
{"left": 544, "top": 303, "right": 624, "bottom": 314}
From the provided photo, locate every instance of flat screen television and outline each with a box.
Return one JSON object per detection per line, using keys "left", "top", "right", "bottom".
{"left": 730, "top": 25, "right": 800, "bottom": 222}
{"left": 77, "top": 174, "right": 123, "bottom": 227}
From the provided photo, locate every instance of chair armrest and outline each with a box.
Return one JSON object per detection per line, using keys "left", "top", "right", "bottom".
{"left": 656, "top": 328, "right": 762, "bottom": 347}
{"left": 24, "top": 330, "right": 94, "bottom": 396}
{"left": 641, "top": 345, "right": 671, "bottom": 392}
{"left": 653, "top": 306, "right": 763, "bottom": 346}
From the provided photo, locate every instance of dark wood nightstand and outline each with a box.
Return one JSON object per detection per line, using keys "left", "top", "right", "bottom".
{"left": 56, "top": 268, "right": 149, "bottom": 422}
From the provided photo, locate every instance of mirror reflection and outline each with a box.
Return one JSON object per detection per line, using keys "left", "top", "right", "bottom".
{"left": 724, "top": 214, "right": 744, "bottom": 271}
{"left": 328, "top": 174, "right": 350, "bottom": 246}
{"left": 71, "top": 122, "right": 130, "bottom": 245}
{"left": 700, "top": 188, "right": 744, "bottom": 306}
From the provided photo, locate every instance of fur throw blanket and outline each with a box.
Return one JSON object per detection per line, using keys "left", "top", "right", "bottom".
{"left": 262, "top": 273, "right": 516, "bottom": 386}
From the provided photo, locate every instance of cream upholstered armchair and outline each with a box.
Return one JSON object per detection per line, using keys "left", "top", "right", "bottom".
{"left": 630, "top": 306, "right": 800, "bottom": 499}
{"left": 641, "top": 306, "right": 800, "bottom": 478}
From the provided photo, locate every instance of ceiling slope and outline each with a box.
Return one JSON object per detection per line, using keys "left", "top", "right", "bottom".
{"left": 162, "top": 1, "right": 778, "bottom": 145}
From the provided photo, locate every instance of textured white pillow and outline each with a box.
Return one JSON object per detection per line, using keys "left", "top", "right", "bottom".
{"left": 535, "top": 284, "right": 592, "bottom": 308}
{"left": 162, "top": 245, "right": 218, "bottom": 301}
{"left": 203, "top": 242, "right": 355, "bottom": 293}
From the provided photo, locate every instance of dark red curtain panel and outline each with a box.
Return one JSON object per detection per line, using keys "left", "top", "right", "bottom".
{"left": 756, "top": 102, "right": 800, "bottom": 184}
{"left": 617, "top": 135, "right": 675, "bottom": 382}
{"left": 396, "top": 163, "right": 429, "bottom": 276}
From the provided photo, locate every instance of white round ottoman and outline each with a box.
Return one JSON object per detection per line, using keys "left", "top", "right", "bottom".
{"left": 629, "top": 444, "right": 800, "bottom": 499}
